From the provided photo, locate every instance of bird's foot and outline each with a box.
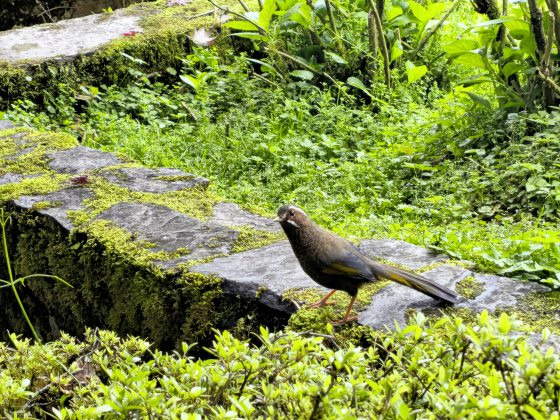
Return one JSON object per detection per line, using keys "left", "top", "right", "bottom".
{"left": 331, "top": 316, "right": 358, "bottom": 326}
{"left": 307, "top": 300, "right": 336, "bottom": 309}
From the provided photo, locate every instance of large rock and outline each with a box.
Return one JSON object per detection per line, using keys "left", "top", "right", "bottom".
{"left": 0, "top": 121, "right": 555, "bottom": 350}
{"left": 191, "top": 240, "right": 549, "bottom": 330}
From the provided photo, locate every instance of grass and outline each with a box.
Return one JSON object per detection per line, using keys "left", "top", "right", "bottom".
{"left": 4, "top": 46, "right": 560, "bottom": 287}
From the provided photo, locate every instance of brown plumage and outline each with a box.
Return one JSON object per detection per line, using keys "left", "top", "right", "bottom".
{"left": 274, "top": 205, "right": 459, "bottom": 324}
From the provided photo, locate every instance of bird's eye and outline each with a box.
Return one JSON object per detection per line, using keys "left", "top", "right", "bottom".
{"left": 289, "top": 210, "right": 295, "bottom": 217}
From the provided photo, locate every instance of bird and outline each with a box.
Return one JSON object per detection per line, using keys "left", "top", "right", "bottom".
{"left": 274, "top": 204, "right": 459, "bottom": 325}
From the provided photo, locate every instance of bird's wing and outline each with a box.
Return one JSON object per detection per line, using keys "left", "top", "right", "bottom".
{"left": 318, "top": 243, "right": 373, "bottom": 280}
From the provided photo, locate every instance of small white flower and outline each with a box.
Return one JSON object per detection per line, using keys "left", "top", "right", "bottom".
{"left": 191, "top": 28, "right": 216, "bottom": 47}
{"left": 166, "top": 0, "right": 189, "bottom": 5}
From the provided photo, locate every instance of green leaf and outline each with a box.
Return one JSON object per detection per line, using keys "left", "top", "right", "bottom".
{"left": 259, "top": 0, "right": 277, "bottom": 30}
{"left": 390, "top": 42, "right": 403, "bottom": 63}
{"left": 289, "top": 70, "right": 314, "bottom": 80}
{"left": 454, "top": 52, "right": 487, "bottom": 70}
{"left": 386, "top": 6, "right": 403, "bottom": 21}
{"left": 408, "top": 1, "right": 429, "bottom": 23}
{"left": 502, "top": 62, "right": 525, "bottom": 79}
{"left": 464, "top": 91, "right": 492, "bottom": 111}
{"left": 223, "top": 20, "right": 260, "bottom": 31}
{"left": 179, "top": 74, "right": 199, "bottom": 90}
{"left": 406, "top": 64, "right": 427, "bottom": 86}
{"left": 498, "top": 312, "right": 511, "bottom": 334}
{"left": 324, "top": 51, "right": 348, "bottom": 64}
{"left": 523, "top": 405, "right": 546, "bottom": 420}
{"left": 346, "top": 77, "right": 371, "bottom": 97}
{"left": 228, "top": 32, "right": 268, "bottom": 41}
{"left": 520, "top": 34, "right": 538, "bottom": 61}
{"left": 442, "top": 39, "right": 479, "bottom": 57}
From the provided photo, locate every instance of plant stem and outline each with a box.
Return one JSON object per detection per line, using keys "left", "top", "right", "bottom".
{"left": 367, "top": 0, "right": 390, "bottom": 87}
{"left": 1, "top": 209, "right": 40, "bottom": 342}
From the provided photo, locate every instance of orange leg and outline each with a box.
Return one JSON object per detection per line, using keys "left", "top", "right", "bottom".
{"left": 307, "top": 289, "right": 337, "bottom": 308}
{"left": 332, "top": 295, "right": 358, "bottom": 325}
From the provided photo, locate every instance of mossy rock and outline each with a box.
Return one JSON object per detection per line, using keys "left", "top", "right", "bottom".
{"left": 0, "top": 0, "right": 252, "bottom": 109}
{"left": 0, "top": 123, "right": 286, "bottom": 352}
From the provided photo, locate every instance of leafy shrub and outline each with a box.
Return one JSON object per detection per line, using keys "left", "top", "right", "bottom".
{"left": 2, "top": 312, "right": 559, "bottom": 418}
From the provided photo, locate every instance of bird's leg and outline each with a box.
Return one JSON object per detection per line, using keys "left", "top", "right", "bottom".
{"left": 332, "top": 295, "right": 358, "bottom": 325}
{"left": 307, "top": 289, "right": 337, "bottom": 308}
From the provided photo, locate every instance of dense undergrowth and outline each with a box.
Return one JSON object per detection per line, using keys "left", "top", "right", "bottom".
{"left": 1, "top": 0, "right": 560, "bottom": 416}
{"left": 6, "top": 48, "right": 559, "bottom": 285}
{"left": 2, "top": 313, "right": 560, "bottom": 418}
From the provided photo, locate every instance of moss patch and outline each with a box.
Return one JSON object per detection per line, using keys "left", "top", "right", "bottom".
{"left": 230, "top": 225, "right": 283, "bottom": 253}
{"left": 500, "top": 291, "right": 560, "bottom": 335}
{"left": 456, "top": 275, "right": 485, "bottom": 300}
{"left": 63, "top": 172, "right": 218, "bottom": 227}
{"left": 284, "top": 280, "right": 390, "bottom": 333}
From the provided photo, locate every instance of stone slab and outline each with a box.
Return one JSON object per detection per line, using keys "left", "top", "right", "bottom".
{"left": 193, "top": 238, "right": 550, "bottom": 331}
{"left": 191, "top": 241, "right": 316, "bottom": 313}
{"left": 14, "top": 187, "right": 94, "bottom": 231}
{"left": 47, "top": 146, "right": 123, "bottom": 174}
{"left": 209, "top": 202, "right": 280, "bottom": 232}
{"left": 0, "top": 9, "right": 144, "bottom": 62}
{"left": 95, "top": 202, "right": 239, "bottom": 261}
{"left": 100, "top": 167, "right": 209, "bottom": 193}
{"left": 0, "top": 173, "right": 38, "bottom": 185}
{"left": 359, "top": 239, "right": 449, "bottom": 270}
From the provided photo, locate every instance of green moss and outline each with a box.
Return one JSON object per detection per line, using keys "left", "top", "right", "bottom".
{"left": 0, "top": 130, "right": 77, "bottom": 176}
{"left": 455, "top": 275, "right": 485, "bottom": 299}
{"left": 65, "top": 175, "right": 218, "bottom": 227}
{"left": 230, "top": 225, "right": 283, "bottom": 253}
{"left": 0, "top": 174, "right": 68, "bottom": 204}
{"left": 255, "top": 286, "right": 267, "bottom": 299}
{"left": 155, "top": 174, "right": 196, "bottom": 182}
{"left": 284, "top": 280, "right": 390, "bottom": 332}
{"left": 31, "top": 200, "right": 64, "bottom": 210}
{"left": 501, "top": 291, "right": 560, "bottom": 335}
{"left": 79, "top": 220, "right": 192, "bottom": 267}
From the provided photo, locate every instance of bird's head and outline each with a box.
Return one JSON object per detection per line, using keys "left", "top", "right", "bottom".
{"left": 274, "top": 205, "right": 308, "bottom": 229}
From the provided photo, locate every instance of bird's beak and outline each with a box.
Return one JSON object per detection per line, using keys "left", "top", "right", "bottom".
{"left": 273, "top": 216, "right": 282, "bottom": 222}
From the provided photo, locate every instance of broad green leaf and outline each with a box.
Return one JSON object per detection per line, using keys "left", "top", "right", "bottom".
{"left": 390, "top": 41, "right": 403, "bottom": 63}
{"left": 290, "top": 3, "right": 313, "bottom": 28}
{"left": 289, "top": 70, "right": 314, "bottom": 80}
{"left": 475, "top": 16, "right": 519, "bottom": 27}
{"left": 454, "top": 52, "right": 487, "bottom": 70}
{"left": 228, "top": 32, "right": 268, "bottom": 41}
{"left": 408, "top": 1, "right": 429, "bottom": 23}
{"left": 442, "top": 39, "right": 479, "bottom": 57}
{"left": 386, "top": 6, "right": 403, "bottom": 21}
{"left": 503, "top": 47, "right": 523, "bottom": 60}
{"left": 325, "top": 51, "right": 348, "bottom": 64}
{"left": 520, "top": 34, "right": 538, "bottom": 61}
{"left": 223, "top": 20, "right": 260, "bottom": 31}
{"left": 498, "top": 312, "right": 511, "bottom": 334}
{"left": 502, "top": 62, "right": 525, "bottom": 79}
{"left": 245, "top": 58, "right": 276, "bottom": 74}
{"left": 464, "top": 91, "right": 492, "bottom": 110}
{"left": 426, "top": 2, "right": 448, "bottom": 19}
{"left": 406, "top": 64, "right": 427, "bottom": 86}
{"left": 259, "top": 0, "right": 277, "bottom": 31}
{"left": 346, "top": 77, "right": 371, "bottom": 97}
{"left": 179, "top": 74, "right": 199, "bottom": 90}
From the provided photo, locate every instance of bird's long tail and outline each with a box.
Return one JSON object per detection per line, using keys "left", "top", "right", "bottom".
{"left": 370, "top": 261, "right": 459, "bottom": 304}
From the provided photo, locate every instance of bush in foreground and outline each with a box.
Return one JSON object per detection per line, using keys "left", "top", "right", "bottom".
{"left": 1, "top": 311, "right": 559, "bottom": 419}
